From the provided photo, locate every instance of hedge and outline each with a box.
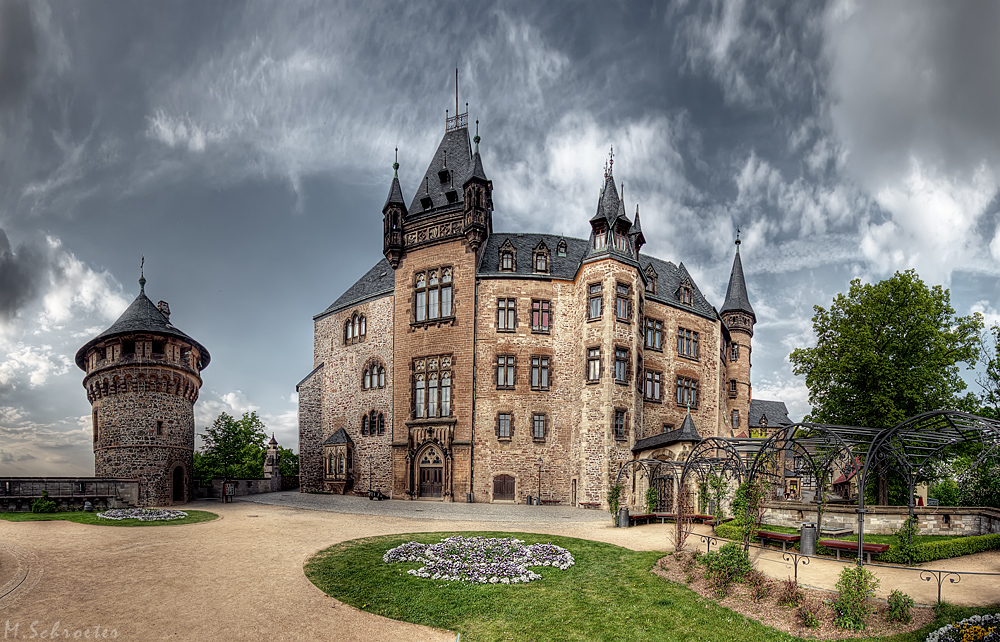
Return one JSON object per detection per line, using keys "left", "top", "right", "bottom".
{"left": 879, "top": 533, "right": 1000, "bottom": 564}
{"left": 716, "top": 522, "right": 741, "bottom": 541}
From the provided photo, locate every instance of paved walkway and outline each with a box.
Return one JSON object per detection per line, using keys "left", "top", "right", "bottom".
{"left": 0, "top": 493, "right": 997, "bottom": 641}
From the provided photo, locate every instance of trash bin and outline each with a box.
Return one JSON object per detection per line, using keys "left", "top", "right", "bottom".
{"left": 618, "top": 507, "right": 630, "bottom": 528}
{"left": 466, "top": 493, "right": 473, "bottom": 503}
{"left": 800, "top": 522, "right": 817, "bottom": 556}
{"left": 526, "top": 495, "right": 533, "bottom": 505}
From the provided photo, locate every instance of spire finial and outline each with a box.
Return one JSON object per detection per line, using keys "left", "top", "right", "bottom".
{"left": 455, "top": 67, "right": 459, "bottom": 117}
{"left": 686, "top": 401, "right": 691, "bottom": 415}
{"left": 735, "top": 228, "right": 741, "bottom": 252}
{"left": 393, "top": 147, "right": 399, "bottom": 176}
{"left": 139, "top": 256, "right": 145, "bottom": 293}
{"left": 609, "top": 145, "right": 614, "bottom": 173}
{"left": 473, "top": 119, "right": 480, "bottom": 151}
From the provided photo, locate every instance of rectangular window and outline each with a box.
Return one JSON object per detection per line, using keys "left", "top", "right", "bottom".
{"left": 497, "top": 355, "right": 516, "bottom": 389}
{"left": 614, "top": 409, "right": 627, "bottom": 440}
{"left": 441, "top": 373, "right": 451, "bottom": 416}
{"left": 415, "top": 377, "right": 425, "bottom": 417}
{"left": 413, "top": 356, "right": 452, "bottom": 419}
{"left": 414, "top": 268, "right": 452, "bottom": 322}
{"left": 588, "top": 283, "right": 603, "bottom": 319}
{"left": 533, "top": 414, "right": 546, "bottom": 440}
{"left": 497, "top": 298, "right": 516, "bottom": 331}
{"left": 587, "top": 348, "right": 601, "bottom": 382}
{"left": 593, "top": 226, "right": 607, "bottom": 250}
{"left": 531, "top": 300, "right": 550, "bottom": 332}
{"left": 156, "top": 420, "right": 163, "bottom": 436}
{"left": 732, "top": 409, "right": 739, "bottom": 429}
{"left": 645, "top": 318, "right": 663, "bottom": 350}
{"left": 615, "top": 283, "right": 630, "bottom": 321}
{"left": 728, "top": 379, "right": 738, "bottom": 399}
{"left": 676, "top": 377, "right": 699, "bottom": 408}
{"left": 614, "top": 348, "right": 628, "bottom": 384}
{"left": 531, "top": 355, "right": 550, "bottom": 390}
{"left": 677, "top": 328, "right": 699, "bottom": 359}
{"left": 500, "top": 252, "right": 514, "bottom": 271}
{"left": 428, "top": 375, "right": 439, "bottom": 417}
{"left": 730, "top": 344, "right": 739, "bottom": 362}
{"left": 644, "top": 370, "right": 661, "bottom": 401}
{"left": 497, "top": 413, "right": 512, "bottom": 439}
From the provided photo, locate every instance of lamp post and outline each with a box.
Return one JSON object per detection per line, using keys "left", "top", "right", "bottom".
{"left": 537, "top": 457, "right": 542, "bottom": 506}
{"left": 369, "top": 454, "right": 374, "bottom": 494}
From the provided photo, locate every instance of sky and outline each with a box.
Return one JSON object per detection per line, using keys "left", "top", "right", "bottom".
{"left": 0, "top": 0, "right": 998, "bottom": 476}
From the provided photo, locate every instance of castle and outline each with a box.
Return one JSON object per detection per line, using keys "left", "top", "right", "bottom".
{"left": 76, "top": 272, "right": 210, "bottom": 506}
{"left": 297, "top": 107, "right": 789, "bottom": 508}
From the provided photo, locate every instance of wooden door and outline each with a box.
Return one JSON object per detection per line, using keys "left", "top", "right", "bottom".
{"left": 419, "top": 467, "right": 442, "bottom": 497}
{"left": 493, "top": 474, "right": 515, "bottom": 501}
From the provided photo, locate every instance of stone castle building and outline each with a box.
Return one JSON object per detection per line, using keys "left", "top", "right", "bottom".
{"left": 297, "top": 108, "right": 784, "bottom": 508}
{"left": 76, "top": 273, "right": 210, "bottom": 506}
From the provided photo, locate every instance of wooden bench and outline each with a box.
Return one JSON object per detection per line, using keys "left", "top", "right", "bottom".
{"left": 653, "top": 513, "right": 676, "bottom": 523}
{"left": 540, "top": 499, "right": 561, "bottom": 506}
{"left": 691, "top": 514, "right": 715, "bottom": 524}
{"left": 579, "top": 502, "right": 601, "bottom": 510}
{"left": 705, "top": 517, "right": 734, "bottom": 527}
{"left": 819, "top": 539, "right": 890, "bottom": 563}
{"left": 627, "top": 513, "right": 655, "bottom": 526}
{"left": 756, "top": 530, "right": 801, "bottom": 552}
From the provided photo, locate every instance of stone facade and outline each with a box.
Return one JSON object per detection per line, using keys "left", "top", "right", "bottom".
{"left": 76, "top": 279, "right": 209, "bottom": 507}
{"left": 299, "top": 114, "right": 763, "bottom": 509}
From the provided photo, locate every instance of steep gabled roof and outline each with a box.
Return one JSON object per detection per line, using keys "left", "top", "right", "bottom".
{"left": 75, "top": 283, "right": 211, "bottom": 370}
{"left": 639, "top": 255, "right": 717, "bottom": 320}
{"left": 407, "top": 127, "right": 473, "bottom": 216}
{"left": 315, "top": 258, "right": 394, "bottom": 319}
{"left": 632, "top": 410, "right": 702, "bottom": 453}
{"left": 720, "top": 246, "right": 755, "bottom": 320}
{"left": 322, "top": 427, "right": 354, "bottom": 446}
{"left": 749, "top": 399, "right": 793, "bottom": 427}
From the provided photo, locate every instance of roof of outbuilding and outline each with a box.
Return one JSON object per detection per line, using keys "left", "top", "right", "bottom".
{"left": 632, "top": 410, "right": 702, "bottom": 453}
{"left": 74, "top": 284, "right": 211, "bottom": 370}
{"left": 407, "top": 127, "right": 473, "bottom": 217}
{"left": 749, "top": 399, "right": 793, "bottom": 427}
{"left": 322, "top": 427, "right": 354, "bottom": 446}
{"left": 316, "top": 258, "right": 394, "bottom": 319}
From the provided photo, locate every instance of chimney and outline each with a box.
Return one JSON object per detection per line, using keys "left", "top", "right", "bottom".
{"left": 157, "top": 301, "right": 171, "bottom": 321}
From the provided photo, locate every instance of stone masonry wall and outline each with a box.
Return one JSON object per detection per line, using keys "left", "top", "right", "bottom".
{"left": 313, "top": 295, "right": 395, "bottom": 495}
{"left": 763, "top": 503, "right": 1000, "bottom": 535}
{"left": 297, "top": 365, "right": 324, "bottom": 492}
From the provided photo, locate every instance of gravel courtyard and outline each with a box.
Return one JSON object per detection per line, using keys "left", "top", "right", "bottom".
{"left": 1, "top": 493, "right": 997, "bottom": 641}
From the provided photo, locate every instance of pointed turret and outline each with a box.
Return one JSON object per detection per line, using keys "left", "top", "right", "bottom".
{"left": 462, "top": 120, "right": 492, "bottom": 252}
{"left": 630, "top": 205, "right": 645, "bottom": 255}
{"left": 382, "top": 149, "right": 407, "bottom": 269}
{"left": 720, "top": 234, "right": 756, "bottom": 328}
{"left": 676, "top": 406, "right": 701, "bottom": 443}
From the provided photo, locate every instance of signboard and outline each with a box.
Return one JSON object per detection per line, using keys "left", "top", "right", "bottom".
{"left": 223, "top": 481, "right": 236, "bottom": 503}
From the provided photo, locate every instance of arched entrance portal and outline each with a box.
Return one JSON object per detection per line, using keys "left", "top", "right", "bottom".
{"left": 172, "top": 465, "right": 185, "bottom": 503}
{"left": 418, "top": 446, "right": 444, "bottom": 498}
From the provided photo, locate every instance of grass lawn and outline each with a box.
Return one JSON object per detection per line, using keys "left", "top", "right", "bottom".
{"left": 304, "top": 531, "right": 999, "bottom": 642}
{"left": 0, "top": 509, "right": 219, "bottom": 527}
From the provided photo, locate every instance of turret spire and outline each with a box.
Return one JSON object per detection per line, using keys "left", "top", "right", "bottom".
{"left": 720, "top": 236, "right": 756, "bottom": 322}
{"left": 139, "top": 256, "right": 145, "bottom": 293}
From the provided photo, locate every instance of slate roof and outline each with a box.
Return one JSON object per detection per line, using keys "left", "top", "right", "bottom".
{"left": 75, "top": 284, "right": 211, "bottom": 370}
{"left": 465, "top": 149, "right": 488, "bottom": 184}
{"left": 295, "top": 363, "right": 324, "bottom": 391}
{"left": 639, "top": 255, "right": 718, "bottom": 321}
{"left": 720, "top": 247, "right": 755, "bottom": 320}
{"left": 632, "top": 410, "right": 702, "bottom": 453}
{"left": 383, "top": 174, "right": 406, "bottom": 212}
{"left": 478, "top": 233, "right": 589, "bottom": 278}
{"left": 407, "top": 127, "right": 473, "bottom": 217}
{"left": 590, "top": 171, "right": 626, "bottom": 224}
{"left": 322, "top": 427, "right": 354, "bottom": 446}
{"left": 316, "top": 258, "right": 394, "bottom": 319}
{"left": 749, "top": 399, "right": 793, "bottom": 427}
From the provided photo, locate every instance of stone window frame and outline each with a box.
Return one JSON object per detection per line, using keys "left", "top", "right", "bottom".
{"left": 586, "top": 346, "right": 602, "bottom": 383}
{"left": 679, "top": 278, "right": 693, "bottom": 306}
{"left": 497, "top": 298, "right": 516, "bottom": 332}
{"left": 730, "top": 343, "right": 740, "bottom": 362}
{"left": 676, "top": 376, "right": 699, "bottom": 409}
{"left": 644, "top": 265, "right": 657, "bottom": 294}
{"left": 343, "top": 312, "right": 367, "bottom": 345}
{"left": 532, "top": 413, "right": 547, "bottom": 441}
{"left": 412, "top": 355, "right": 452, "bottom": 419}
{"left": 644, "top": 317, "right": 663, "bottom": 351}
{"left": 530, "top": 354, "right": 551, "bottom": 391}
{"left": 728, "top": 379, "right": 738, "bottom": 399}
{"left": 533, "top": 241, "right": 550, "bottom": 274}
{"left": 613, "top": 346, "right": 630, "bottom": 385}
{"left": 496, "top": 354, "right": 516, "bottom": 390}
{"left": 677, "top": 327, "right": 700, "bottom": 360}
{"left": 731, "top": 409, "right": 739, "bottom": 430}
{"left": 156, "top": 420, "right": 163, "bottom": 436}
{"left": 499, "top": 239, "right": 517, "bottom": 272}
{"left": 613, "top": 408, "right": 628, "bottom": 441}
{"left": 587, "top": 282, "right": 603, "bottom": 320}
{"left": 413, "top": 266, "right": 454, "bottom": 324}
{"left": 92, "top": 408, "right": 99, "bottom": 443}
{"left": 530, "top": 299, "right": 550, "bottom": 333}
{"left": 644, "top": 370, "right": 662, "bottom": 402}
{"left": 362, "top": 360, "right": 387, "bottom": 390}
{"left": 496, "top": 412, "right": 513, "bottom": 440}
{"left": 615, "top": 282, "right": 632, "bottom": 323}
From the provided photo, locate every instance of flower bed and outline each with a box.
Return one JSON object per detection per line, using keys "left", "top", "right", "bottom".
{"left": 383, "top": 535, "right": 574, "bottom": 584}
{"left": 96, "top": 508, "right": 189, "bottom": 522}
{"left": 926, "top": 613, "right": 1000, "bottom": 642}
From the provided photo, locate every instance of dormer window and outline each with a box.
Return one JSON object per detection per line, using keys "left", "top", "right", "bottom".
{"left": 557, "top": 240, "right": 567, "bottom": 257}
{"left": 592, "top": 225, "right": 607, "bottom": 250}
{"left": 499, "top": 239, "right": 516, "bottom": 272}
{"left": 644, "top": 265, "right": 657, "bottom": 294}
{"left": 679, "top": 278, "right": 693, "bottom": 306}
{"left": 532, "top": 241, "right": 549, "bottom": 274}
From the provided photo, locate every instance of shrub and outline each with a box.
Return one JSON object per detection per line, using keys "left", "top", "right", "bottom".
{"left": 929, "top": 478, "right": 959, "bottom": 507}
{"left": 31, "top": 490, "right": 58, "bottom": 514}
{"left": 701, "top": 542, "right": 752, "bottom": 597}
{"left": 886, "top": 589, "right": 914, "bottom": 623}
{"left": 608, "top": 484, "right": 623, "bottom": 526}
{"left": 745, "top": 569, "right": 772, "bottom": 602}
{"left": 776, "top": 578, "right": 803, "bottom": 607}
{"left": 893, "top": 517, "right": 920, "bottom": 565}
{"left": 796, "top": 599, "right": 821, "bottom": 628}
{"left": 645, "top": 486, "right": 658, "bottom": 514}
{"left": 879, "top": 533, "right": 1000, "bottom": 564}
{"left": 833, "top": 565, "right": 880, "bottom": 631}
{"left": 715, "top": 521, "right": 741, "bottom": 541}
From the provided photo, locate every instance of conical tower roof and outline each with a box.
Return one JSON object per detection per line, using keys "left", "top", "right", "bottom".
{"left": 590, "top": 170, "right": 621, "bottom": 224}
{"left": 407, "top": 127, "right": 472, "bottom": 215}
{"left": 676, "top": 407, "right": 701, "bottom": 442}
{"left": 383, "top": 149, "right": 407, "bottom": 212}
{"left": 720, "top": 240, "right": 755, "bottom": 321}
{"left": 75, "top": 278, "right": 211, "bottom": 370}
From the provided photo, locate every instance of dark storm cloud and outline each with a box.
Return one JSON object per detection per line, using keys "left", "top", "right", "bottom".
{"left": 0, "top": 0, "right": 37, "bottom": 112}
{"left": 0, "top": 229, "right": 48, "bottom": 320}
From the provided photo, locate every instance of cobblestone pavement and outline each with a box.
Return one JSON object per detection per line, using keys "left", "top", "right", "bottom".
{"left": 241, "top": 490, "right": 612, "bottom": 523}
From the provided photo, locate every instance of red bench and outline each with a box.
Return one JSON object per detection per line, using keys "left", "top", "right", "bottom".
{"left": 819, "top": 539, "right": 890, "bottom": 564}
{"left": 705, "top": 517, "right": 734, "bottom": 527}
{"left": 691, "top": 514, "right": 715, "bottom": 524}
{"left": 756, "top": 530, "right": 801, "bottom": 552}
{"left": 579, "top": 502, "right": 601, "bottom": 510}
{"left": 628, "top": 513, "right": 655, "bottom": 526}
{"left": 654, "top": 513, "right": 676, "bottom": 523}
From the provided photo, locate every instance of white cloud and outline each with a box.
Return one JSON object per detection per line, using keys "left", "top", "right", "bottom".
{"left": 753, "top": 376, "right": 811, "bottom": 423}
{"left": 0, "top": 343, "right": 69, "bottom": 388}
{"left": 971, "top": 300, "right": 1000, "bottom": 329}
{"left": 195, "top": 389, "right": 298, "bottom": 452}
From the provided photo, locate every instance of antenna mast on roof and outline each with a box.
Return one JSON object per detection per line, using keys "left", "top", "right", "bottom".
{"left": 456, "top": 67, "right": 459, "bottom": 118}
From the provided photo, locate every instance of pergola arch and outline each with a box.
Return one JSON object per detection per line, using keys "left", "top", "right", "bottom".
{"left": 679, "top": 437, "right": 747, "bottom": 517}
{"left": 614, "top": 459, "right": 686, "bottom": 512}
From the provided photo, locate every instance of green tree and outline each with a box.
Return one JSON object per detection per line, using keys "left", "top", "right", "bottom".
{"left": 790, "top": 270, "right": 982, "bottom": 504}
{"left": 196, "top": 411, "right": 270, "bottom": 481}
{"left": 979, "top": 325, "right": 1000, "bottom": 420}
{"left": 278, "top": 446, "right": 299, "bottom": 479}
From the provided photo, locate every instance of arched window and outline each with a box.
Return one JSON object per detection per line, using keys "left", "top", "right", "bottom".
{"left": 345, "top": 319, "right": 353, "bottom": 343}
{"left": 359, "top": 316, "right": 366, "bottom": 337}
{"left": 369, "top": 410, "right": 377, "bottom": 432}
{"left": 362, "top": 368, "right": 370, "bottom": 389}
{"left": 338, "top": 453, "right": 345, "bottom": 474}
{"left": 377, "top": 413, "right": 385, "bottom": 435}
{"left": 378, "top": 366, "right": 385, "bottom": 387}
{"left": 361, "top": 414, "right": 369, "bottom": 436}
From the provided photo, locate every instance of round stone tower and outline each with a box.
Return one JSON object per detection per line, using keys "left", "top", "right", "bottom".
{"left": 75, "top": 272, "right": 210, "bottom": 506}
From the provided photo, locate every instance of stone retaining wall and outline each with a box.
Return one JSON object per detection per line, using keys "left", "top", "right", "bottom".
{"left": 210, "top": 477, "right": 280, "bottom": 498}
{"left": 0, "top": 477, "right": 139, "bottom": 511}
{"left": 762, "top": 502, "right": 1000, "bottom": 536}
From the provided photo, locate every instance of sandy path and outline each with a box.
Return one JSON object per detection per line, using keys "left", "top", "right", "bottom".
{"left": 0, "top": 497, "right": 997, "bottom": 641}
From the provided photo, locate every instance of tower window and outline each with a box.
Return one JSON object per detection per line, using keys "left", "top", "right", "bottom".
{"left": 676, "top": 377, "right": 699, "bottom": 408}
{"left": 587, "top": 283, "right": 603, "bottom": 319}
{"left": 414, "top": 267, "right": 453, "bottom": 322}
{"left": 613, "top": 409, "right": 627, "bottom": 440}
{"left": 615, "top": 283, "right": 631, "bottom": 321}
{"left": 645, "top": 318, "right": 663, "bottom": 350}
{"left": 614, "top": 348, "right": 629, "bottom": 384}
{"left": 587, "top": 347, "right": 601, "bottom": 382}
{"left": 732, "top": 410, "right": 739, "bottom": 429}
{"left": 730, "top": 344, "right": 739, "bottom": 362}
{"left": 678, "top": 328, "right": 699, "bottom": 359}
{"left": 729, "top": 379, "right": 738, "bottom": 398}
{"left": 156, "top": 420, "right": 163, "bottom": 436}
{"left": 413, "top": 355, "right": 452, "bottom": 419}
